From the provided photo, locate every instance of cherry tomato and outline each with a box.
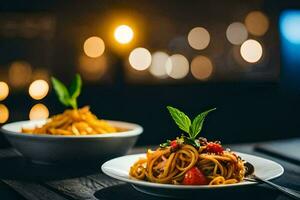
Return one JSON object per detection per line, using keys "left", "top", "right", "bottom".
{"left": 205, "top": 142, "right": 224, "bottom": 154}
{"left": 183, "top": 167, "right": 207, "bottom": 185}
{"left": 170, "top": 140, "right": 178, "bottom": 148}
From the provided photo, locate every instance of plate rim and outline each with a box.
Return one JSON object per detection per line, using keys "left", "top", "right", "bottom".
{"left": 1, "top": 119, "right": 143, "bottom": 138}
{"left": 101, "top": 152, "right": 284, "bottom": 189}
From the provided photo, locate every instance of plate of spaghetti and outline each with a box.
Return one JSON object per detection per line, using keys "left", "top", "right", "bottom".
{"left": 101, "top": 106, "right": 284, "bottom": 197}
{"left": 0, "top": 75, "right": 143, "bottom": 164}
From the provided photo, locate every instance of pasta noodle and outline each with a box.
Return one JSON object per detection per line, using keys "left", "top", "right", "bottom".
{"left": 22, "top": 106, "right": 120, "bottom": 135}
{"left": 130, "top": 139, "right": 245, "bottom": 186}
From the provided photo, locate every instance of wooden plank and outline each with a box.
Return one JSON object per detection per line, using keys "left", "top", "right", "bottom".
{"left": 88, "top": 174, "right": 124, "bottom": 188}
{"left": 0, "top": 149, "right": 69, "bottom": 200}
{"left": 3, "top": 180, "right": 67, "bottom": 200}
{"left": 45, "top": 177, "right": 104, "bottom": 200}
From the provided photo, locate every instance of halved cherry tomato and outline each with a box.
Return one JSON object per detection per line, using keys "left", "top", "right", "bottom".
{"left": 205, "top": 142, "right": 224, "bottom": 154}
{"left": 183, "top": 167, "right": 207, "bottom": 185}
{"left": 170, "top": 140, "right": 178, "bottom": 148}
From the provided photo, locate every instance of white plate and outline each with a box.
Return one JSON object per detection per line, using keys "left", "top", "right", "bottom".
{"left": 101, "top": 152, "right": 284, "bottom": 198}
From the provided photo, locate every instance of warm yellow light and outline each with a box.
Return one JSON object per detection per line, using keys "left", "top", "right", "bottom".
{"left": 129, "top": 47, "right": 152, "bottom": 71}
{"left": 8, "top": 61, "right": 32, "bottom": 88}
{"left": 191, "top": 56, "right": 214, "bottom": 80}
{"left": 78, "top": 54, "right": 108, "bottom": 81}
{"left": 240, "top": 39, "right": 263, "bottom": 63}
{"left": 83, "top": 36, "right": 105, "bottom": 58}
{"left": 245, "top": 11, "right": 269, "bottom": 36}
{"left": 114, "top": 25, "right": 134, "bottom": 44}
{"left": 166, "top": 54, "right": 189, "bottom": 79}
{"left": 226, "top": 22, "right": 248, "bottom": 45}
{"left": 0, "top": 104, "right": 9, "bottom": 123}
{"left": 149, "top": 51, "right": 169, "bottom": 78}
{"left": 0, "top": 82, "right": 9, "bottom": 101}
{"left": 29, "top": 80, "right": 49, "bottom": 100}
{"left": 29, "top": 103, "right": 49, "bottom": 120}
{"left": 188, "top": 27, "right": 210, "bottom": 50}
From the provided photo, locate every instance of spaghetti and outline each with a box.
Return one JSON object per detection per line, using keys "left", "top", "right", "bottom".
{"left": 22, "top": 106, "right": 119, "bottom": 135}
{"left": 130, "top": 139, "right": 245, "bottom": 185}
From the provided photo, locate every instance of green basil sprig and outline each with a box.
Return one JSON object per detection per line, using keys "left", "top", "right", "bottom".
{"left": 51, "top": 74, "right": 82, "bottom": 109}
{"left": 167, "top": 106, "right": 216, "bottom": 140}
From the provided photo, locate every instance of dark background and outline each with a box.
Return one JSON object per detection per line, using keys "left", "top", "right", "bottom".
{"left": 0, "top": 0, "right": 300, "bottom": 146}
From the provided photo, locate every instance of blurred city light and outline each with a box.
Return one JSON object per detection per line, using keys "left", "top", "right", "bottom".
{"left": 149, "top": 51, "right": 169, "bottom": 78}
{"left": 240, "top": 39, "right": 263, "bottom": 63}
{"left": 78, "top": 54, "right": 108, "bottom": 81}
{"left": 114, "top": 25, "right": 134, "bottom": 44}
{"left": 0, "top": 104, "right": 9, "bottom": 123}
{"left": 226, "top": 22, "right": 248, "bottom": 45}
{"left": 280, "top": 10, "right": 300, "bottom": 44}
{"left": 166, "top": 54, "right": 189, "bottom": 79}
{"left": 83, "top": 36, "right": 105, "bottom": 58}
{"left": 245, "top": 11, "right": 269, "bottom": 36}
{"left": 29, "top": 103, "right": 49, "bottom": 120}
{"left": 29, "top": 80, "right": 49, "bottom": 100}
{"left": 8, "top": 61, "right": 32, "bottom": 88}
{"left": 129, "top": 47, "right": 152, "bottom": 71}
{"left": 191, "top": 55, "right": 213, "bottom": 80}
{"left": 0, "top": 82, "right": 9, "bottom": 101}
{"left": 187, "top": 27, "right": 210, "bottom": 50}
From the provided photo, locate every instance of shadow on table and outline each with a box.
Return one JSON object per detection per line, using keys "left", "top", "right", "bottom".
{"left": 94, "top": 183, "right": 285, "bottom": 200}
{"left": 0, "top": 156, "right": 102, "bottom": 181}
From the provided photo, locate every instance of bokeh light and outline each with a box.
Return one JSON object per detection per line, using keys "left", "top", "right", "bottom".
{"left": 240, "top": 39, "right": 263, "bottom": 63}
{"left": 8, "top": 61, "right": 32, "bottom": 88}
{"left": 83, "top": 36, "right": 105, "bottom": 58}
{"left": 129, "top": 47, "right": 152, "bottom": 71}
{"left": 191, "top": 56, "right": 214, "bottom": 80}
{"left": 114, "top": 25, "right": 134, "bottom": 44}
{"left": 0, "top": 104, "right": 9, "bottom": 123}
{"left": 149, "top": 51, "right": 169, "bottom": 78}
{"left": 187, "top": 27, "right": 210, "bottom": 50}
{"left": 29, "top": 80, "right": 49, "bottom": 100}
{"left": 0, "top": 82, "right": 9, "bottom": 101}
{"left": 226, "top": 22, "right": 248, "bottom": 45}
{"left": 29, "top": 103, "right": 49, "bottom": 120}
{"left": 280, "top": 11, "right": 300, "bottom": 44}
{"left": 166, "top": 54, "right": 189, "bottom": 79}
{"left": 78, "top": 54, "right": 108, "bottom": 81}
{"left": 245, "top": 11, "right": 269, "bottom": 36}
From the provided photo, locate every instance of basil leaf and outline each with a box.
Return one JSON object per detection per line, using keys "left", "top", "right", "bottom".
{"left": 194, "top": 139, "right": 200, "bottom": 147}
{"left": 69, "top": 74, "right": 82, "bottom": 100}
{"left": 190, "top": 108, "right": 216, "bottom": 139}
{"left": 51, "top": 77, "right": 70, "bottom": 107}
{"left": 68, "top": 98, "right": 77, "bottom": 110}
{"left": 51, "top": 74, "right": 82, "bottom": 109}
{"left": 167, "top": 106, "right": 191, "bottom": 137}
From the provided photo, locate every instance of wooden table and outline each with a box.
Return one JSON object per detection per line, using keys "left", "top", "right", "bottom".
{"left": 0, "top": 141, "right": 299, "bottom": 200}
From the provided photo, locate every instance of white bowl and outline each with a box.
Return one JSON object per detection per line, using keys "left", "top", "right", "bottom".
{"left": 1, "top": 120, "right": 143, "bottom": 164}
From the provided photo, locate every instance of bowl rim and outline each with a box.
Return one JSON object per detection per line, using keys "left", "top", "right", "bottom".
{"left": 1, "top": 119, "right": 143, "bottom": 139}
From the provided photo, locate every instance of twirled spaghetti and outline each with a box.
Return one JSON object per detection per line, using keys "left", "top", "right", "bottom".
{"left": 130, "top": 139, "right": 245, "bottom": 185}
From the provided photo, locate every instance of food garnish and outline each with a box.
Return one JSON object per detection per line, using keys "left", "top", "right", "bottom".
{"left": 51, "top": 74, "right": 82, "bottom": 109}
{"left": 160, "top": 106, "right": 216, "bottom": 148}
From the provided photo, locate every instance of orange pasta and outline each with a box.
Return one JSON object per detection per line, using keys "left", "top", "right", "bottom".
{"left": 22, "top": 106, "right": 120, "bottom": 135}
{"left": 130, "top": 139, "right": 245, "bottom": 185}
